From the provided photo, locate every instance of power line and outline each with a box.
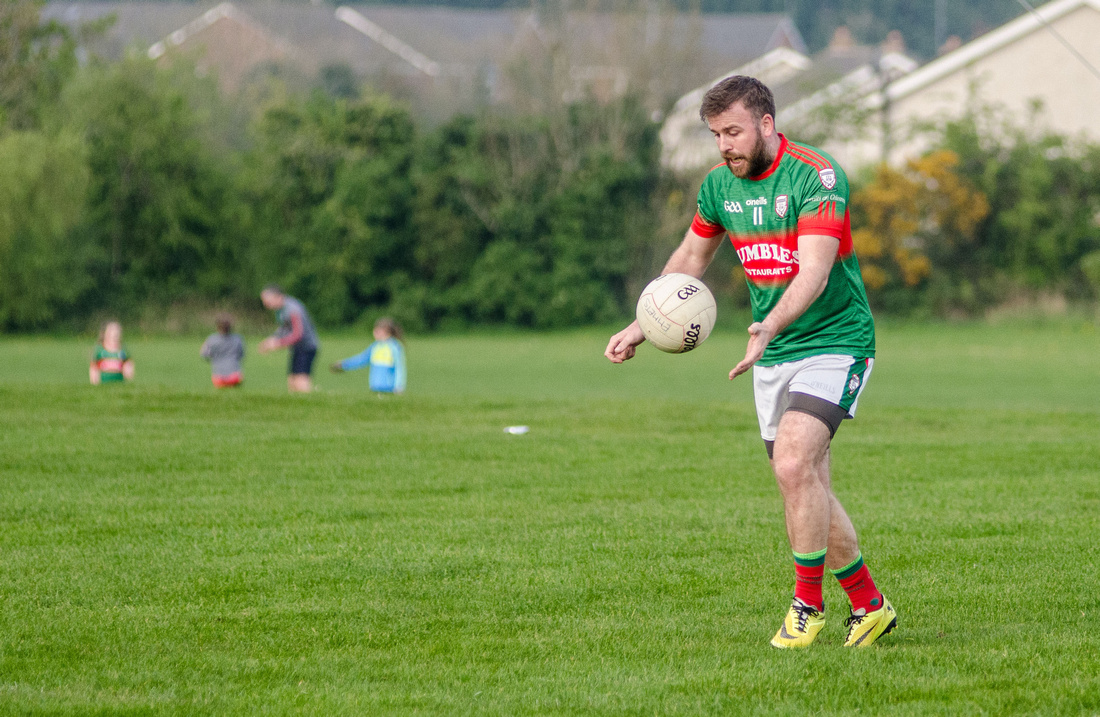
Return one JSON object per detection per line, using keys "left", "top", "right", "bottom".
{"left": 1013, "top": 0, "right": 1100, "bottom": 86}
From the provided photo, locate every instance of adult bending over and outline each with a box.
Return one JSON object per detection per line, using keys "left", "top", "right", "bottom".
{"left": 259, "top": 285, "right": 320, "bottom": 394}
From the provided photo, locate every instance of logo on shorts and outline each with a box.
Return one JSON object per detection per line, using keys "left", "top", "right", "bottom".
{"left": 819, "top": 168, "right": 837, "bottom": 189}
{"left": 847, "top": 373, "right": 861, "bottom": 396}
{"left": 775, "top": 194, "right": 789, "bottom": 218}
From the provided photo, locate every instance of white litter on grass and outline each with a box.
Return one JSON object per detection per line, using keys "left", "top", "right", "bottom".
{"left": 504, "top": 426, "right": 530, "bottom": 435}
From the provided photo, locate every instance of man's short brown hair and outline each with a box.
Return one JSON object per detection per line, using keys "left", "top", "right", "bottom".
{"left": 699, "top": 75, "right": 776, "bottom": 124}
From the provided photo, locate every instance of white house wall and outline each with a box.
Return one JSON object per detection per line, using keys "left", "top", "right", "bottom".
{"left": 850, "top": 3, "right": 1100, "bottom": 167}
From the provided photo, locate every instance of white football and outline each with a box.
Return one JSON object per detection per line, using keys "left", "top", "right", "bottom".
{"left": 635, "top": 273, "right": 716, "bottom": 353}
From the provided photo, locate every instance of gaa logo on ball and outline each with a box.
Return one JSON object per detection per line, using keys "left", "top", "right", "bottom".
{"left": 635, "top": 274, "right": 717, "bottom": 353}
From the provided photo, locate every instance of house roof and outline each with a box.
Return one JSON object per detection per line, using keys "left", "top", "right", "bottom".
{"left": 44, "top": 2, "right": 412, "bottom": 77}
{"left": 771, "top": 45, "right": 884, "bottom": 109}
{"left": 45, "top": 2, "right": 217, "bottom": 54}
{"left": 695, "top": 13, "right": 807, "bottom": 74}
{"left": 774, "top": 46, "right": 917, "bottom": 124}
{"left": 45, "top": 2, "right": 805, "bottom": 81}
{"left": 884, "top": 0, "right": 1100, "bottom": 102}
{"left": 659, "top": 40, "right": 919, "bottom": 173}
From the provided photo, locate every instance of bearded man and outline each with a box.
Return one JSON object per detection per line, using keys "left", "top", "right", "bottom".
{"left": 605, "top": 75, "right": 896, "bottom": 648}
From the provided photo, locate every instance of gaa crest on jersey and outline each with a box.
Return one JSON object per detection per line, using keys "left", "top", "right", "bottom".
{"left": 774, "top": 194, "right": 789, "bottom": 218}
{"left": 818, "top": 168, "right": 837, "bottom": 189}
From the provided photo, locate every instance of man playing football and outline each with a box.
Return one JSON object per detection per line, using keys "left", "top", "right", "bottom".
{"left": 606, "top": 75, "right": 896, "bottom": 649}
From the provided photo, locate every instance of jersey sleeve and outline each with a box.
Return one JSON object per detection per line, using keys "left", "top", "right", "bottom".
{"left": 275, "top": 308, "right": 304, "bottom": 347}
{"left": 795, "top": 161, "right": 849, "bottom": 239}
{"left": 340, "top": 345, "right": 373, "bottom": 371}
{"left": 692, "top": 172, "right": 726, "bottom": 238}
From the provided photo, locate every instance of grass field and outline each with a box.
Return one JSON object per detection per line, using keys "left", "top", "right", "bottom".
{"left": 2, "top": 322, "right": 1099, "bottom": 715}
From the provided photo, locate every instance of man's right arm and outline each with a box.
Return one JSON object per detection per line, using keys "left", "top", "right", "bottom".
{"left": 661, "top": 225, "right": 727, "bottom": 278}
{"left": 261, "top": 310, "right": 303, "bottom": 353}
{"left": 604, "top": 227, "right": 726, "bottom": 363}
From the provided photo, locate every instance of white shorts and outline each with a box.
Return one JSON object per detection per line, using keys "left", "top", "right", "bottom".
{"left": 753, "top": 354, "right": 874, "bottom": 442}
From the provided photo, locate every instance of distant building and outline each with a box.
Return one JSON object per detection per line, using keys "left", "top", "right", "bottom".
{"left": 45, "top": 2, "right": 806, "bottom": 118}
{"left": 663, "top": 0, "right": 1100, "bottom": 172}
{"left": 661, "top": 28, "right": 917, "bottom": 173}
{"left": 870, "top": 0, "right": 1100, "bottom": 165}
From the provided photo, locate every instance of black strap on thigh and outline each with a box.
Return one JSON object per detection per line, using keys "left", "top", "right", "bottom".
{"left": 786, "top": 391, "right": 847, "bottom": 438}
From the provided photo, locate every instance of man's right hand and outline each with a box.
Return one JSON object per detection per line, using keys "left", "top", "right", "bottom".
{"left": 604, "top": 321, "right": 646, "bottom": 363}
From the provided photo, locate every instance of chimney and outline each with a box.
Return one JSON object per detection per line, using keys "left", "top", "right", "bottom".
{"left": 938, "top": 35, "right": 962, "bottom": 55}
{"left": 880, "top": 30, "right": 905, "bottom": 54}
{"left": 828, "top": 26, "right": 854, "bottom": 51}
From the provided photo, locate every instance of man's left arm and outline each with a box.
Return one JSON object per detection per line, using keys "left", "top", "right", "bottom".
{"left": 729, "top": 234, "right": 839, "bottom": 378}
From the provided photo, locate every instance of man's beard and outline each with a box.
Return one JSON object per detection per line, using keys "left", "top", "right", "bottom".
{"left": 724, "top": 128, "right": 772, "bottom": 179}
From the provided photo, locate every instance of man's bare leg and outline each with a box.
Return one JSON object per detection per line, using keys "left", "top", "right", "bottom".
{"left": 771, "top": 410, "right": 833, "bottom": 554}
{"left": 768, "top": 410, "right": 835, "bottom": 647}
{"left": 815, "top": 450, "right": 862, "bottom": 571}
{"left": 770, "top": 410, "right": 895, "bottom": 647}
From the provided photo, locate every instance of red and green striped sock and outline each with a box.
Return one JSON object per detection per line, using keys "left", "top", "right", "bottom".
{"left": 831, "top": 553, "right": 882, "bottom": 615}
{"left": 793, "top": 548, "right": 827, "bottom": 611}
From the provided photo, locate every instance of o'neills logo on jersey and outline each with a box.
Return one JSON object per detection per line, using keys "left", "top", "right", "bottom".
{"left": 775, "top": 195, "right": 789, "bottom": 218}
{"left": 735, "top": 241, "right": 800, "bottom": 281}
{"left": 818, "top": 168, "right": 836, "bottom": 189}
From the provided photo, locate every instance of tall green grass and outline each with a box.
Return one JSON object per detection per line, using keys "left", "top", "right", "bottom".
{"left": 1, "top": 323, "right": 1098, "bottom": 714}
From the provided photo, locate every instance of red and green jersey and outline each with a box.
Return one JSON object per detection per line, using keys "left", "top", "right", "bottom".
{"left": 691, "top": 134, "right": 874, "bottom": 366}
{"left": 92, "top": 345, "right": 130, "bottom": 383}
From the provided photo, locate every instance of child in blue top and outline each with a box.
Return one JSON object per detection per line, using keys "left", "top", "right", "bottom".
{"left": 330, "top": 318, "right": 406, "bottom": 394}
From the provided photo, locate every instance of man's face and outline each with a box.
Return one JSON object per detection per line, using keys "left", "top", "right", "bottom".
{"left": 260, "top": 291, "right": 282, "bottom": 310}
{"left": 706, "top": 101, "right": 774, "bottom": 179}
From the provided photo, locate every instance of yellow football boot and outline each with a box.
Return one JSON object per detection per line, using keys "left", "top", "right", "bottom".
{"left": 843, "top": 596, "right": 897, "bottom": 647}
{"left": 770, "top": 598, "right": 826, "bottom": 649}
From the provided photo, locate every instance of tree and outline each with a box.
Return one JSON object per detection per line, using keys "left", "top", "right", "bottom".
{"left": 403, "top": 95, "right": 661, "bottom": 329}
{"left": 0, "top": 0, "right": 81, "bottom": 130}
{"left": 936, "top": 110, "right": 1100, "bottom": 309}
{"left": 62, "top": 57, "right": 240, "bottom": 311}
{"left": 0, "top": 130, "right": 91, "bottom": 329}
{"left": 851, "top": 149, "right": 989, "bottom": 314}
{"left": 241, "top": 91, "right": 418, "bottom": 325}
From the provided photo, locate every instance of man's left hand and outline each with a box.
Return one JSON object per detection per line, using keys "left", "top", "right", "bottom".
{"left": 730, "top": 321, "right": 775, "bottom": 378}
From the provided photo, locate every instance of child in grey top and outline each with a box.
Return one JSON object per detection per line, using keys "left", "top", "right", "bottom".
{"left": 201, "top": 313, "right": 245, "bottom": 387}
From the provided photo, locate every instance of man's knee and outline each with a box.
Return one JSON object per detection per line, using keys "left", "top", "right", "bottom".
{"left": 772, "top": 412, "right": 832, "bottom": 491}
{"left": 771, "top": 450, "right": 821, "bottom": 494}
